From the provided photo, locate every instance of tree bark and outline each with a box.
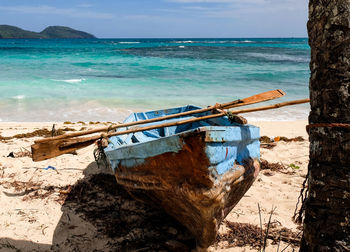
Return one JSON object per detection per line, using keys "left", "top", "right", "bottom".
{"left": 301, "top": 0, "right": 350, "bottom": 251}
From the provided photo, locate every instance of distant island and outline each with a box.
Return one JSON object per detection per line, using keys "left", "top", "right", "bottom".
{"left": 0, "top": 25, "right": 96, "bottom": 39}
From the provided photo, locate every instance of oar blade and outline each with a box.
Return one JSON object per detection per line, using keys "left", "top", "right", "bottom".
{"left": 31, "top": 140, "right": 67, "bottom": 162}
{"left": 224, "top": 89, "right": 286, "bottom": 109}
{"left": 31, "top": 137, "right": 96, "bottom": 161}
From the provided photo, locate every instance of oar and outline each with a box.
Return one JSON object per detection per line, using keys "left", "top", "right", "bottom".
{"left": 31, "top": 98, "right": 309, "bottom": 161}
{"left": 35, "top": 89, "right": 285, "bottom": 144}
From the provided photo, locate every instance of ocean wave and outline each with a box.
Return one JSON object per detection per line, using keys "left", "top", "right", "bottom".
{"left": 118, "top": 42, "right": 141, "bottom": 44}
{"left": 176, "top": 40, "right": 255, "bottom": 44}
{"left": 174, "top": 40, "right": 194, "bottom": 43}
{"left": 247, "top": 52, "right": 309, "bottom": 62}
{"left": 52, "top": 78, "right": 86, "bottom": 84}
{"left": 12, "top": 95, "right": 25, "bottom": 100}
{"left": 178, "top": 46, "right": 185, "bottom": 48}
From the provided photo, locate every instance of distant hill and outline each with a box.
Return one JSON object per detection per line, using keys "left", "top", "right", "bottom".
{"left": 0, "top": 25, "right": 96, "bottom": 39}
{"left": 40, "top": 26, "right": 96, "bottom": 39}
{"left": 0, "top": 25, "right": 44, "bottom": 39}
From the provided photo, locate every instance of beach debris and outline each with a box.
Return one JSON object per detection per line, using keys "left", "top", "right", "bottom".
{"left": 260, "top": 159, "right": 297, "bottom": 176}
{"left": 226, "top": 112, "right": 248, "bottom": 124}
{"left": 1, "top": 127, "right": 77, "bottom": 141}
{"left": 16, "top": 148, "right": 32, "bottom": 158}
{"left": 260, "top": 135, "right": 305, "bottom": 143}
{"left": 7, "top": 148, "right": 32, "bottom": 158}
{"left": 43, "top": 165, "right": 56, "bottom": 171}
{"left": 7, "top": 152, "right": 15, "bottom": 158}
{"left": 0, "top": 166, "right": 4, "bottom": 178}
{"left": 261, "top": 143, "right": 277, "bottom": 149}
{"left": 93, "top": 138, "right": 109, "bottom": 169}
{"left": 41, "top": 224, "right": 49, "bottom": 235}
{"left": 52, "top": 124, "right": 57, "bottom": 137}
{"left": 1, "top": 179, "right": 68, "bottom": 201}
{"left": 260, "top": 135, "right": 305, "bottom": 149}
{"left": 2, "top": 180, "right": 42, "bottom": 197}
{"left": 289, "top": 163, "right": 300, "bottom": 170}
{"left": 260, "top": 159, "right": 285, "bottom": 172}
{"left": 7, "top": 149, "right": 31, "bottom": 159}
{"left": 215, "top": 220, "right": 301, "bottom": 250}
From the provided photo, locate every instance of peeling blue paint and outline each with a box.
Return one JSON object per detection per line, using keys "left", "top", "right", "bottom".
{"left": 104, "top": 105, "right": 260, "bottom": 175}
{"left": 105, "top": 134, "right": 184, "bottom": 168}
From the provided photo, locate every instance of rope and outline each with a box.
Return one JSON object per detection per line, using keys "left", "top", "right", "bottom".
{"left": 306, "top": 123, "right": 350, "bottom": 133}
{"left": 93, "top": 137, "right": 109, "bottom": 169}
{"left": 293, "top": 169, "right": 309, "bottom": 224}
{"left": 107, "top": 124, "right": 114, "bottom": 133}
{"left": 226, "top": 111, "right": 248, "bottom": 124}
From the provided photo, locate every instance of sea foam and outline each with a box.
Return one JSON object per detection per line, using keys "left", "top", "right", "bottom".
{"left": 247, "top": 53, "right": 309, "bottom": 62}
{"left": 119, "top": 42, "right": 140, "bottom": 44}
{"left": 12, "top": 95, "right": 25, "bottom": 99}
{"left": 52, "top": 78, "right": 86, "bottom": 84}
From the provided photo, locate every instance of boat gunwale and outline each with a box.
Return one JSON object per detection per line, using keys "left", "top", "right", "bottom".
{"left": 105, "top": 124, "right": 259, "bottom": 153}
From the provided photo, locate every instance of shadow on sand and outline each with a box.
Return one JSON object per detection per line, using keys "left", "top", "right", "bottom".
{"left": 1, "top": 162, "right": 195, "bottom": 252}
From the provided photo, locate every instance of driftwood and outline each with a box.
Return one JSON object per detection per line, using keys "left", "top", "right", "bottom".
{"left": 35, "top": 89, "right": 285, "bottom": 143}
{"left": 31, "top": 98, "right": 309, "bottom": 162}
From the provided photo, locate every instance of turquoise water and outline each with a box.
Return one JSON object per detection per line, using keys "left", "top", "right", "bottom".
{"left": 0, "top": 38, "right": 310, "bottom": 122}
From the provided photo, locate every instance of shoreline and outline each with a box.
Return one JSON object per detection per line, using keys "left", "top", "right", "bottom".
{"left": 0, "top": 100, "right": 310, "bottom": 123}
{"left": 0, "top": 120, "right": 309, "bottom": 137}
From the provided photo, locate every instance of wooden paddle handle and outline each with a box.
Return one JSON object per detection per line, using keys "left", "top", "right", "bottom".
{"left": 106, "top": 98, "right": 310, "bottom": 138}
{"left": 31, "top": 98, "right": 309, "bottom": 161}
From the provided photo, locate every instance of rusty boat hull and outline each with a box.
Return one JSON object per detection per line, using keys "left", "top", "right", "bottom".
{"left": 104, "top": 105, "right": 260, "bottom": 248}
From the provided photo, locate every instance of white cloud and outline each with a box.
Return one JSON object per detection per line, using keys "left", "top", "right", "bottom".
{"left": 168, "top": 0, "right": 306, "bottom": 18}
{"left": 171, "top": 0, "right": 235, "bottom": 2}
{"left": 0, "top": 5, "right": 114, "bottom": 19}
{"left": 170, "top": 0, "right": 268, "bottom": 3}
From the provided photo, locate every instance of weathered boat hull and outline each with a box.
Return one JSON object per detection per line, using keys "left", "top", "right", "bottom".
{"left": 104, "top": 106, "right": 260, "bottom": 248}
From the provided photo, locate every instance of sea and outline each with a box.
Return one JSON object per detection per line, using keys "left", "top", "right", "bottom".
{"left": 0, "top": 38, "right": 310, "bottom": 122}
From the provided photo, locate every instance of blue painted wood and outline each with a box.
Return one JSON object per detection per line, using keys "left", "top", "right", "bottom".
{"left": 104, "top": 105, "right": 260, "bottom": 176}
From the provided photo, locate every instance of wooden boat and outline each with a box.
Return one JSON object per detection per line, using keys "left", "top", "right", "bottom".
{"left": 103, "top": 105, "right": 261, "bottom": 249}
{"left": 30, "top": 89, "right": 308, "bottom": 248}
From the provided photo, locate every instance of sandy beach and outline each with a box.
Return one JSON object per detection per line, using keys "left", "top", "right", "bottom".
{"left": 0, "top": 120, "right": 309, "bottom": 251}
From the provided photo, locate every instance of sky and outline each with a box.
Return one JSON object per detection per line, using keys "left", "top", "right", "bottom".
{"left": 0, "top": 0, "right": 308, "bottom": 38}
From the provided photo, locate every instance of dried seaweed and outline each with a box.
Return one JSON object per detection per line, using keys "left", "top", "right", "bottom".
{"left": 7, "top": 148, "right": 31, "bottom": 158}
{"left": 260, "top": 136, "right": 305, "bottom": 143}
{"left": 0, "top": 127, "right": 76, "bottom": 141}
{"left": 260, "top": 159, "right": 285, "bottom": 172}
{"left": 2, "top": 180, "right": 68, "bottom": 201}
{"left": 215, "top": 221, "right": 301, "bottom": 249}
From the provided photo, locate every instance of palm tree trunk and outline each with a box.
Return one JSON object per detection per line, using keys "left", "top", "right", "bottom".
{"left": 301, "top": 0, "right": 350, "bottom": 251}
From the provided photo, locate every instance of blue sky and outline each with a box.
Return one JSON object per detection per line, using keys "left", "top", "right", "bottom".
{"left": 0, "top": 0, "right": 308, "bottom": 38}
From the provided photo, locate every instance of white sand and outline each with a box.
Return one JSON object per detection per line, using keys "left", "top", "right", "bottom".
{"left": 0, "top": 121, "right": 308, "bottom": 251}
